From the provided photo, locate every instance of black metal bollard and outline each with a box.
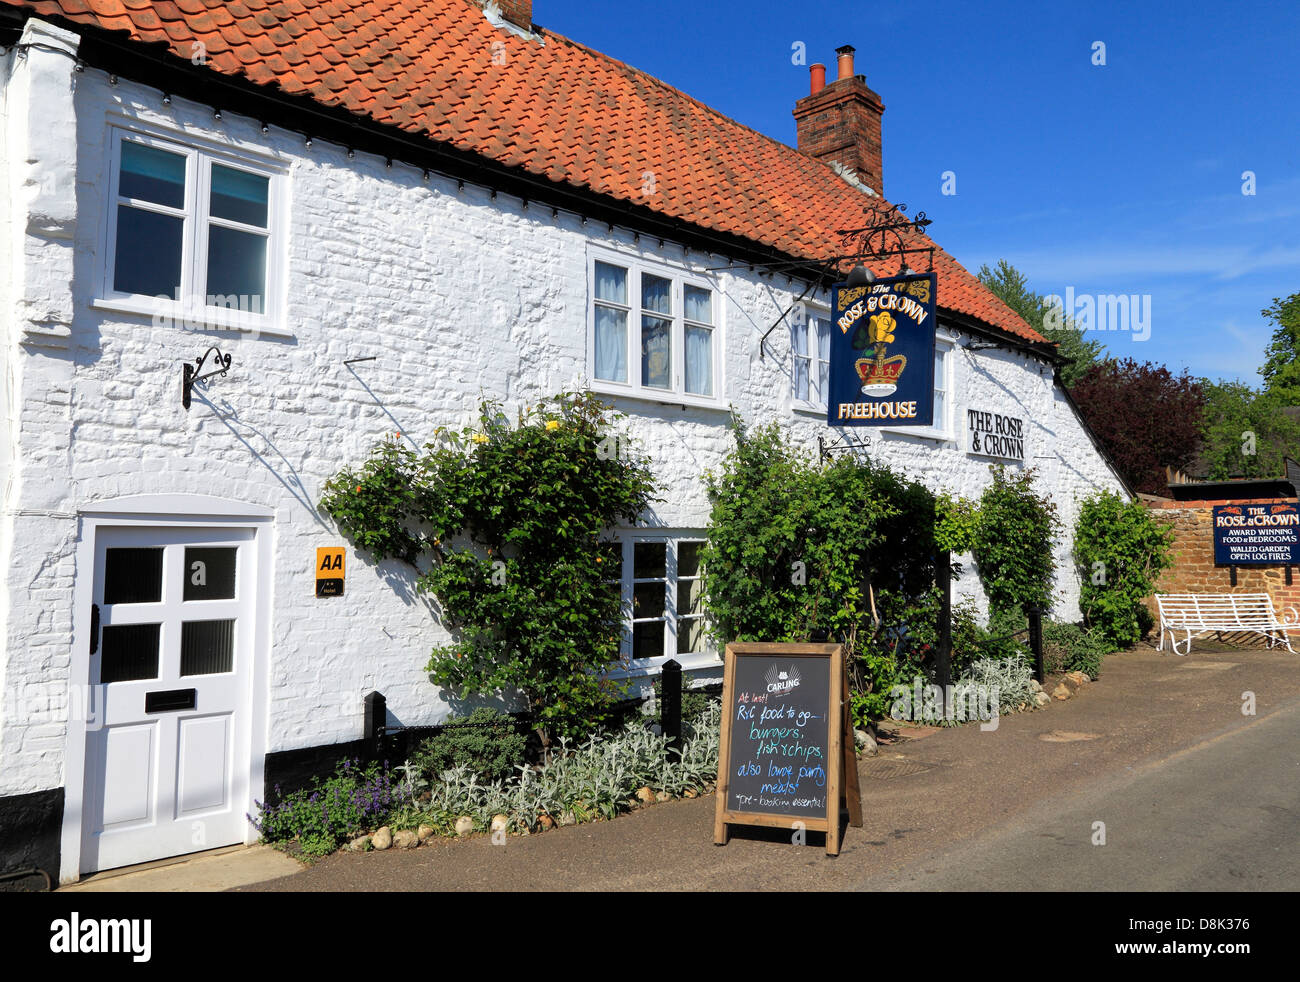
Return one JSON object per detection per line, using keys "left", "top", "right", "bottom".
{"left": 661, "top": 659, "right": 682, "bottom": 759}
{"left": 1027, "top": 608, "right": 1044, "bottom": 683}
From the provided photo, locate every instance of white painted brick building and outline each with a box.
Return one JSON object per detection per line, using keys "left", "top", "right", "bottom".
{"left": 0, "top": 1, "right": 1127, "bottom": 884}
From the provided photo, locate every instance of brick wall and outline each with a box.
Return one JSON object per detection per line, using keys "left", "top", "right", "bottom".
{"left": 1146, "top": 498, "right": 1300, "bottom": 645}
{"left": 793, "top": 79, "right": 885, "bottom": 194}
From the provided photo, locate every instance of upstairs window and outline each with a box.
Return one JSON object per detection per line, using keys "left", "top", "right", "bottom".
{"left": 589, "top": 250, "right": 721, "bottom": 405}
{"left": 792, "top": 305, "right": 832, "bottom": 409}
{"left": 101, "top": 128, "right": 282, "bottom": 332}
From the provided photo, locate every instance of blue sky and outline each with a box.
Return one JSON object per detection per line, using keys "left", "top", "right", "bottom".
{"left": 535, "top": 0, "right": 1300, "bottom": 385}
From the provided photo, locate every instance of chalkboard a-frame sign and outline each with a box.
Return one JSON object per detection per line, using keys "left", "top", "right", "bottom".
{"left": 714, "top": 643, "right": 863, "bottom": 856}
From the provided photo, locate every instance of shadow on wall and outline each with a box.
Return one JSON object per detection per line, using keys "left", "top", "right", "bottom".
{"left": 197, "top": 391, "right": 327, "bottom": 526}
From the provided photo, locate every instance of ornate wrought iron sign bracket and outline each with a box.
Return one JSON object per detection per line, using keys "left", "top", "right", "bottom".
{"left": 182, "top": 346, "right": 233, "bottom": 410}
{"left": 760, "top": 201, "right": 936, "bottom": 359}
{"left": 834, "top": 200, "right": 935, "bottom": 277}
{"left": 818, "top": 433, "right": 872, "bottom": 464}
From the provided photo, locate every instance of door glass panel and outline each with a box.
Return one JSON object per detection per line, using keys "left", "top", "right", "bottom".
{"left": 103, "top": 548, "right": 164, "bottom": 604}
{"left": 184, "top": 547, "right": 237, "bottom": 601}
{"left": 633, "top": 621, "right": 664, "bottom": 659}
{"left": 101, "top": 623, "right": 161, "bottom": 683}
{"left": 181, "top": 619, "right": 236, "bottom": 676}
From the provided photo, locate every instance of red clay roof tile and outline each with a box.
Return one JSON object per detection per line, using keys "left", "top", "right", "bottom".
{"left": 6, "top": 0, "right": 1041, "bottom": 341}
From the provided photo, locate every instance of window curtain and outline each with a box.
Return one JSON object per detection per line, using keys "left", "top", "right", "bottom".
{"left": 595, "top": 307, "right": 627, "bottom": 382}
{"left": 791, "top": 321, "right": 809, "bottom": 400}
{"left": 815, "top": 316, "right": 831, "bottom": 400}
{"left": 685, "top": 327, "right": 712, "bottom": 396}
{"left": 595, "top": 262, "right": 628, "bottom": 382}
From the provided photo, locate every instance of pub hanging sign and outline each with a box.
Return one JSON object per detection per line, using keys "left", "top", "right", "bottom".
{"left": 827, "top": 272, "right": 937, "bottom": 427}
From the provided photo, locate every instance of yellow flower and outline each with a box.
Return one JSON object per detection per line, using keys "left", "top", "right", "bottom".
{"left": 545, "top": 420, "right": 560, "bottom": 431}
{"left": 869, "top": 311, "right": 896, "bottom": 345}
{"left": 472, "top": 433, "right": 489, "bottom": 444}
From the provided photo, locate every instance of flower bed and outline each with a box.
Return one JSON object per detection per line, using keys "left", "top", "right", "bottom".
{"left": 251, "top": 703, "right": 721, "bottom": 859}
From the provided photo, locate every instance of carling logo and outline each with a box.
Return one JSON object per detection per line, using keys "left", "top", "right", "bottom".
{"left": 764, "top": 664, "right": 801, "bottom": 695}
{"left": 49, "top": 913, "right": 151, "bottom": 963}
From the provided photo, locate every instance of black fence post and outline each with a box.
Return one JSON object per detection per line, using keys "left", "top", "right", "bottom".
{"left": 936, "top": 551, "right": 952, "bottom": 707}
{"left": 1028, "top": 608, "right": 1044, "bottom": 684}
{"left": 363, "top": 690, "right": 386, "bottom": 760}
{"left": 661, "top": 659, "right": 682, "bottom": 759}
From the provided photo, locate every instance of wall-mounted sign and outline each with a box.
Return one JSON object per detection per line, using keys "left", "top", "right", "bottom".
{"left": 714, "top": 642, "right": 862, "bottom": 855}
{"left": 967, "top": 409, "right": 1026, "bottom": 461}
{"left": 316, "top": 547, "right": 345, "bottom": 597}
{"left": 827, "top": 273, "right": 937, "bottom": 427}
{"left": 1213, "top": 504, "right": 1300, "bottom": 565}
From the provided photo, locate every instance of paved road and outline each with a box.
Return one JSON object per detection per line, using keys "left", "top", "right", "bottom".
{"left": 855, "top": 695, "right": 1300, "bottom": 890}
{"left": 237, "top": 644, "right": 1300, "bottom": 892}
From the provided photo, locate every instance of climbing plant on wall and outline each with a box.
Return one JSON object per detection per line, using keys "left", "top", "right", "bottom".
{"left": 971, "top": 466, "right": 1061, "bottom": 620}
{"left": 320, "top": 392, "right": 658, "bottom": 746}
{"left": 1073, "top": 489, "right": 1173, "bottom": 647}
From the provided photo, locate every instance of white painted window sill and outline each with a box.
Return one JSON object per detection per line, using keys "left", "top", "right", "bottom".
{"left": 879, "top": 427, "right": 955, "bottom": 443}
{"left": 606, "top": 650, "right": 723, "bottom": 682}
{"left": 793, "top": 402, "right": 828, "bottom": 418}
{"left": 90, "top": 297, "right": 293, "bottom": 338}
{"left": 588, "top": 382, "right": 728, "bottom": 413}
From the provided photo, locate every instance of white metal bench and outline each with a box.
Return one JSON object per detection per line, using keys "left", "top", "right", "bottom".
{"left": 1154, "top": 593, "right": 1298, "bottom": 655}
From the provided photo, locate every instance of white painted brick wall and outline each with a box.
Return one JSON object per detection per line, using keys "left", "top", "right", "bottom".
{"left": 0, "top": 58, "right": 1127, "bottom": 797}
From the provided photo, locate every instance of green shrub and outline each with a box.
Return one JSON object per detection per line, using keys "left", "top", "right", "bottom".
{"left": 410, "top": 707, "right": 528, "bottom": 784}
{"left": 1073, "top": 490, "right": 1173, "bottom": 647}
{"left": 391, "top": 702, "right": 723, "bottom": 832}
{"left": 701, "top": 421, "right": 943, "bottom": 726}
{"left": 1043, "top": 621, "right": 1114, "bottom": 679}
{"left": 972, "top": 466, "right": 1061, "bottom": 620}
{"left": 949, "top": 600, "right": 1028, "bottom": 670}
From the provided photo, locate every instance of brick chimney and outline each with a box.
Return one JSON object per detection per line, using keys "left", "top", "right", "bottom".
{"left": 481, "top": 1, "right": 532, "bottom": 30}
{"left": 793, "top": 45, "right": 885, "bottom": 195}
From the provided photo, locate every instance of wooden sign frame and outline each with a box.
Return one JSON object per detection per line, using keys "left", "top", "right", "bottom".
{"left": 713, "top": 642, "right": 863, "bottom": 856}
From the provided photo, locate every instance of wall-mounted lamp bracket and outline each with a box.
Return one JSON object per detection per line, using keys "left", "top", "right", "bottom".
{"left": 182, "top": 346, "right": 233, "bottom": 410}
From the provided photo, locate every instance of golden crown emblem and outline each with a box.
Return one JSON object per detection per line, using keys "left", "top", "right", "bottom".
{"left": 854, "top": 312, "right": 907, "bottom": 396}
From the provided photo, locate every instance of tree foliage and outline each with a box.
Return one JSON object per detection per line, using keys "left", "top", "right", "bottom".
{"left": 1073, "top": 490, "right": 1173, "bottom": 647}
{"left": 1070, "top": 357, "right": 1206, "bottom": 495}
{"left": 320, "top": 392, "right": 658, "bottom": 745}
{"left": 977, "top": 259, "right": 1105, "bottom": 388}
{"left": 1260, "top": 291, "right": 1300, "bottom": 403}
{"left": 1198, "top": 380, "right": 1300, "bottom": 480}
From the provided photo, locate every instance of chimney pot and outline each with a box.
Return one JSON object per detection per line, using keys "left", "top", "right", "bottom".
{"left": 809, "top": 63, "right": 826, "bottom": 95}
{"left": 836, "top": 44, "right": 856, "bottom": 81}
{"left": 793, "top": 45, "right": 885, "bottom": 195}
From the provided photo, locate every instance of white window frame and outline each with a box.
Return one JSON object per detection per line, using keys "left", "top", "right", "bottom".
{"left": 586, "top": 246, "right": 724, "bottom": 409}
{"left": 792, "top": 301, "right": 833, "bottom": 414}
{"left": 94, "top": 124, "right": 288, "bottom": 336}
{"left": 605, "top": 531, "right": 718, "bottom": 677}
{"left": 879, "top": 333, "right": 955, "bottom": 441}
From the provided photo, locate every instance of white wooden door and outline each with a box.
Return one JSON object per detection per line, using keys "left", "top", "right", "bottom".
{"left": 81, "top": 526, "right": 256, "bottom": 873}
